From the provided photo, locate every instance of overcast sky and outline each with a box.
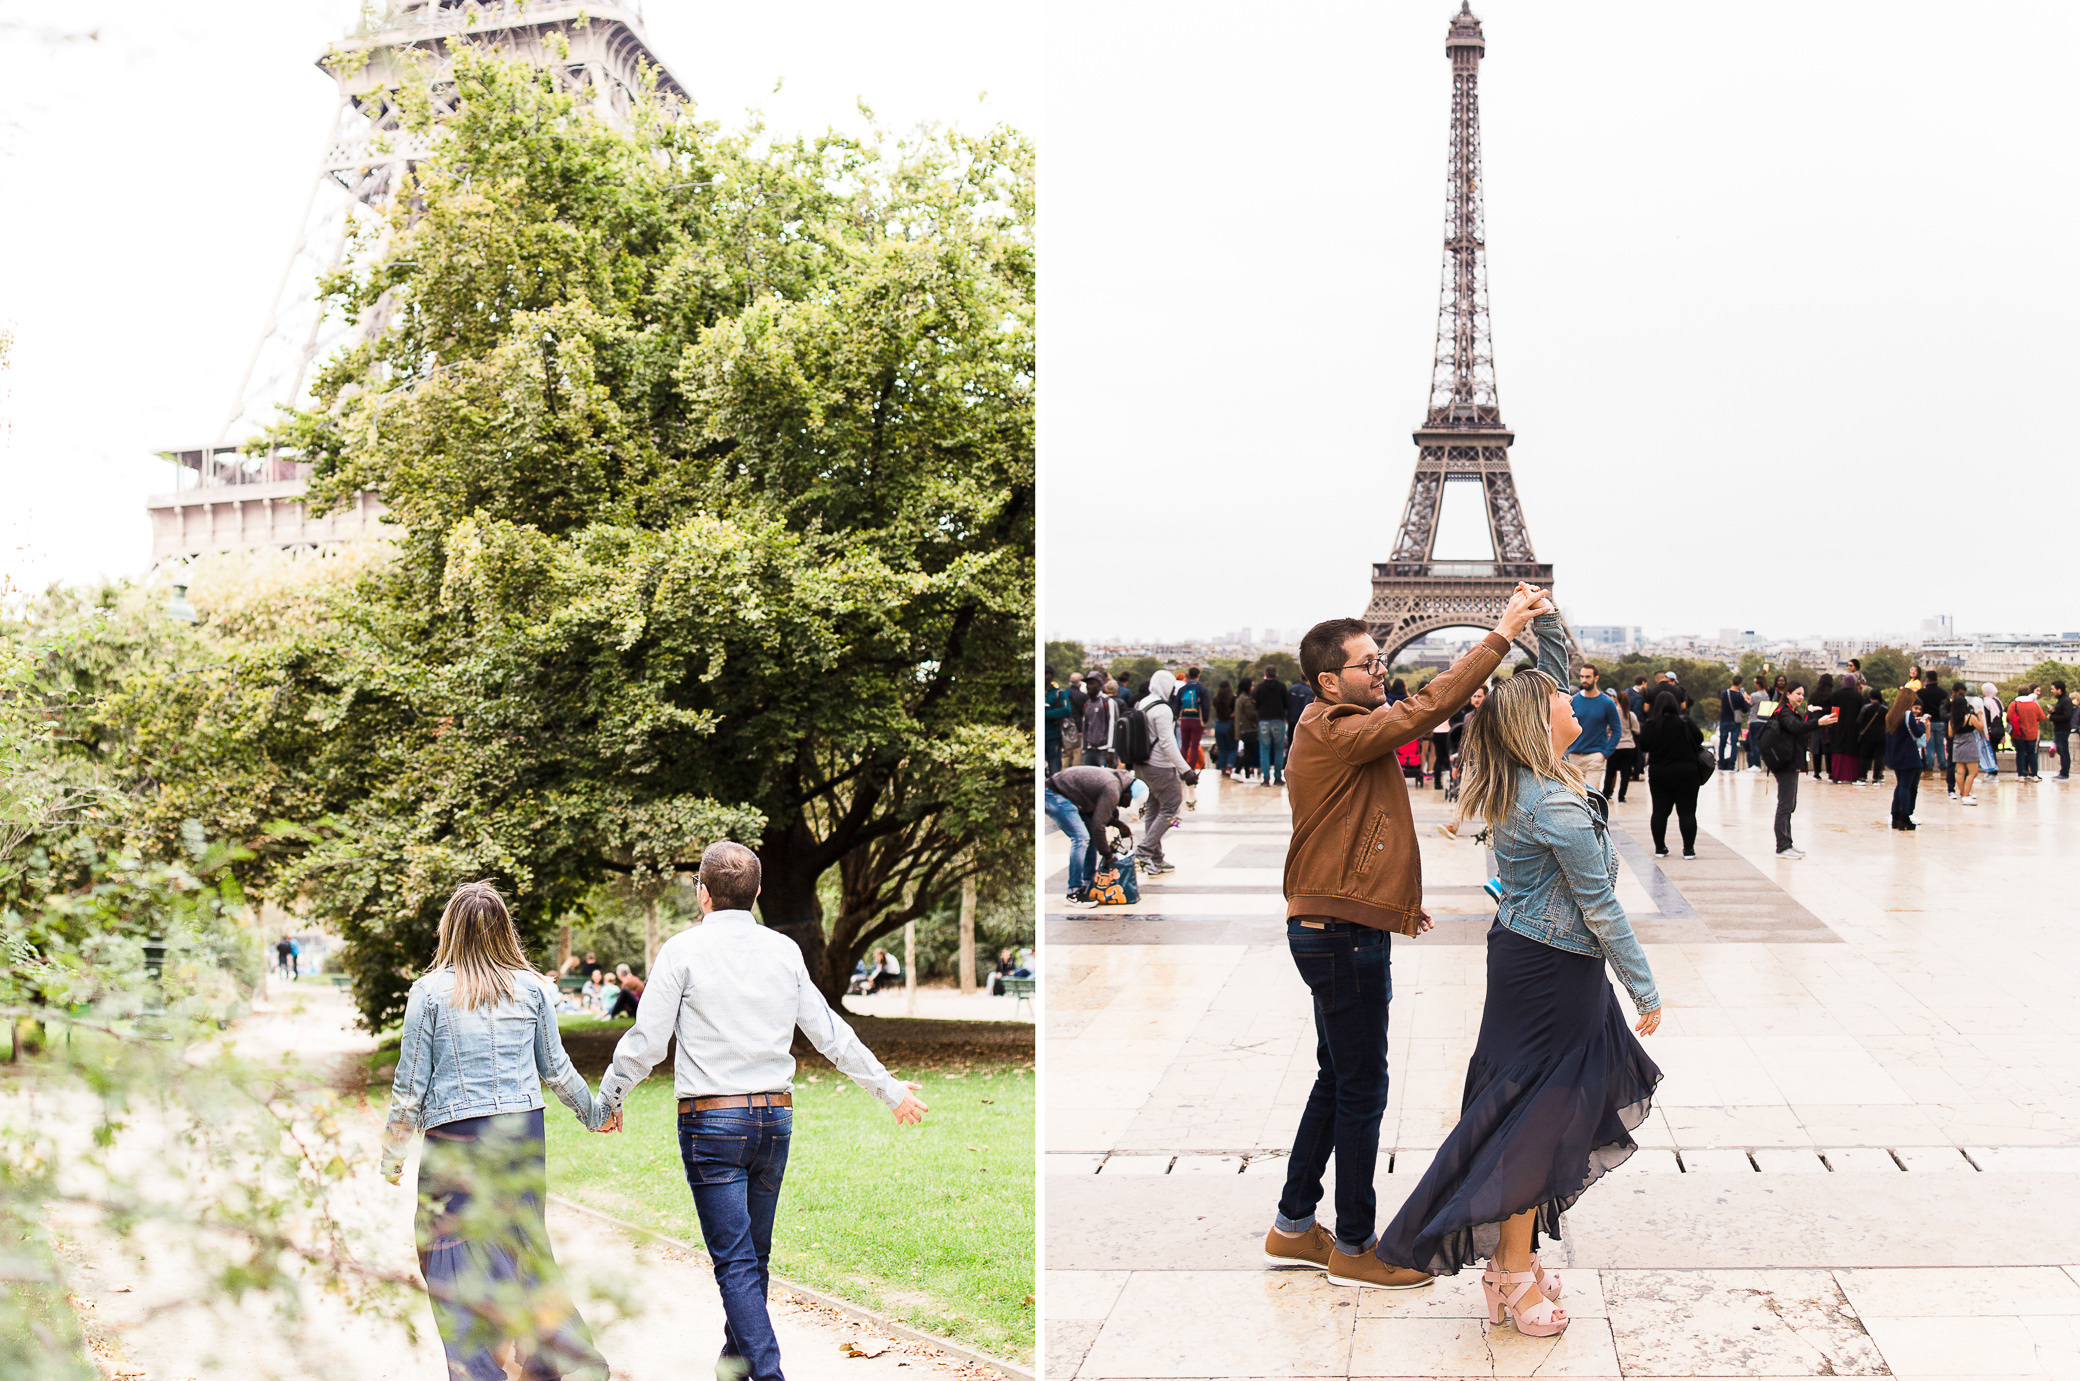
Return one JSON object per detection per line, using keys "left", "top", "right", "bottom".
{"left": 0, "top": 0, "right": 1037, "bottom": 595}
{"left": 1042, "top": 0, "right": 2080, "bottom": 645}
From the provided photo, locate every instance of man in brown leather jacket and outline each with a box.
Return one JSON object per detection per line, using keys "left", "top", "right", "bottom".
{"left": 1262, "top": 583, "right": 1547, "bottom": 1290}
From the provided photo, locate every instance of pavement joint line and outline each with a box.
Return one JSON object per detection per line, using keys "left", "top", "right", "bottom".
{"left": 546, "top": 1195, "right": 1033, "bottom": 1381}
{"left": 1061, "top": 1146, "right": 2051, "bottom": 1174}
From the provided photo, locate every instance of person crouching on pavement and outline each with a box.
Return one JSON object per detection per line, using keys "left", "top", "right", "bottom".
{"left": 1261, "top": 583, "right": 1545, "bottom": 1291}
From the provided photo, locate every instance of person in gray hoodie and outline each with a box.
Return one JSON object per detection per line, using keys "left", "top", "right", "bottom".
{"left": 1135, "top": 669, "right": 1198, "bottom": 876}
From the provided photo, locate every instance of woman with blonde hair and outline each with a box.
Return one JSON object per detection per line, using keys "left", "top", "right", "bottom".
{"left": 1376, "top": 611, "right": 1661, "bottom": 1339}
{"left": 381, "top": 881, "right": 614, "bottom": 1380}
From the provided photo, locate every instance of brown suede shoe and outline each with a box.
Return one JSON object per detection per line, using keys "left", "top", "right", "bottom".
{"left": 1261, "top": 1223, "right": 1335, "bottom": 1269}
{"left": 1324, "top": 1247, "right": 1434, "bottom": 1290}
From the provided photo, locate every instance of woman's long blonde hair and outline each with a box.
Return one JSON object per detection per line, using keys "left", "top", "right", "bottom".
{"left": 429, "top": 880, "right": 534, "bottom": 1009}
{"left": 1453, "top": 668, "right": 1585, "bottom": 828}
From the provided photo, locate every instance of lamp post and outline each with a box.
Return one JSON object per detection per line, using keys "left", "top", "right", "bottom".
{"left": 140, "top": 931, "right": 170, "bottom": 1035}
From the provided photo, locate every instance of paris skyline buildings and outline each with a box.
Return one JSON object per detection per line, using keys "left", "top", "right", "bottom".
{"left": 1042, "top": 0, "right": 2080, "bottom": 643}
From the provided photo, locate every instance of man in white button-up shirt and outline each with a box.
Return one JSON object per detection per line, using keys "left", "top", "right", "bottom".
{"left": 599, "top": 842, "right": 925, "bottom": 1381}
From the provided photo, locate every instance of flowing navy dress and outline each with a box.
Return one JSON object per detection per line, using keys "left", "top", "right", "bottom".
{"left": 416, "top": 1109, "right": 608, "bottom": 1380}
{"left": 1375, "top": 920, "right": 1661, "bottom": 1274}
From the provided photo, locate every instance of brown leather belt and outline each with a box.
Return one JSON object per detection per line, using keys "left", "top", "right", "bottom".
{"left": 679, "top": 1092, "right": 792, "bottom": 1114}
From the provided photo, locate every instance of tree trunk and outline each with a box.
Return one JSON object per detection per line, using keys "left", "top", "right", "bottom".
{"left": 904, "top": 919, "right": 916, "bottom": 1017}
{"left": 643, "top": 897, "right": 660, "bottom": 976}
{"left": 759, "top": 819, "right": 835, "bottom": 1000}
{"left": 957, "top": 877, "right": 976, "bottom": 994}
{"left": 557, "top": 923, "right": 573, "bottom": 974}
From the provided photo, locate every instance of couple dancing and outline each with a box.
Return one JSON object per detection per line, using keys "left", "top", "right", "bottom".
{"left": 379, "top": 842, "right": 927, "bottom": 1381}
{"left": 1262, "top": 584, "right": 1663, "bottom": 1338}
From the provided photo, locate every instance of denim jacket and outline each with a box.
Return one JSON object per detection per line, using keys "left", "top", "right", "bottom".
{"left": 1492, "top": 769, "right": 1661, "bottom": 1014}
{"left": 380, "top": 967, "right": 606, "bottom": 1177}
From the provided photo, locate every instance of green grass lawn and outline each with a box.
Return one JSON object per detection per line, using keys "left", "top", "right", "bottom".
{"left": 544, "top": 1059, "right": 1034, "bottom": 1361}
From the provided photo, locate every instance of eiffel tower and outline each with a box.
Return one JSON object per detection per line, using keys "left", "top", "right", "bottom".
{"left": 147, "top": 1, "right": 685, "bottom": 561}
{"left": 1366, "top": 3, "right": 1581, "bottom": 667}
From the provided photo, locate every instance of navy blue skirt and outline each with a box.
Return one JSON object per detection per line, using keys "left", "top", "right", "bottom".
{"left": 416, "top": 1109, "right": 607, "bottom": 1381}
{"left": 1376, "top": 921, "right": 1661, "bottom": 1275}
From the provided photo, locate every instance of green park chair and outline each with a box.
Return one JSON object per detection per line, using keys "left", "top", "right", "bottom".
{"left": 1002, "top": 976, "right": 1036, "bottom": 1020}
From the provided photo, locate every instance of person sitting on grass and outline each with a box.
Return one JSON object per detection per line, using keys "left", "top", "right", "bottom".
{"left": 610, "top": 963, "right": 644, "bottom": 1019}
{"left": 580, "top": 967, "right": 608, "bottom": 1013}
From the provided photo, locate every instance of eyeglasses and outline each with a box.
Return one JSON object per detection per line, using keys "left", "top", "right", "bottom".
{"left": 1338, "top": 655, "right": 1388, "bottom": 675}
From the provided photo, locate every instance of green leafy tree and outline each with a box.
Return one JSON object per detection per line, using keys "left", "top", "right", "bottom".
{"left": 1044, "top": 640, "right": 1088, "bottom": 676}
{"left": 1255, "top": 651, "right": 1303, "bottom": 684}
{"left": 107, "top": 53, "right": 1033, "bottom": 1023}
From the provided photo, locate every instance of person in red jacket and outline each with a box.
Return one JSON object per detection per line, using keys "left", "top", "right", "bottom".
{"left": 2007, "top": 686, "right": 2046, "bottom": 782}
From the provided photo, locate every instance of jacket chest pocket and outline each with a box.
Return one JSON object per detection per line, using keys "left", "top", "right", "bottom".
{"left": 1352, "top": 808, "right": 1389, "bottom": 876}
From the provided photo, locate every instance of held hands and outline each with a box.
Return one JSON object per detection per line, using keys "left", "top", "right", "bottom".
{"left": 1634, "top": 1008, "right": 1662, "bottom": 1036}
{"left": 596, "top": 1108, "right": 623, "bottom": 1135}
{"left": 1496, "top": 582, "right": 1551, "bottom": 639}
{"left": 892, "top": 1081, "right": 929, "bottom": 1126}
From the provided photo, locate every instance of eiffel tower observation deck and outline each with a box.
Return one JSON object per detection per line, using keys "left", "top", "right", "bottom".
{"left": 145, "top": 1, "right": 685, "bottom": 562}
{"left": 1366, "top": 2, "right": 1582, "bottom": 666}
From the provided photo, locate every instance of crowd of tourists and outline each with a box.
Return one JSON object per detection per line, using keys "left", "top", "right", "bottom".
{"left": 1045, "top": 649, "right": 2066, "bottom": 902}
{"left": 1695, "top": 661, "right": 2069, "bottom": 855}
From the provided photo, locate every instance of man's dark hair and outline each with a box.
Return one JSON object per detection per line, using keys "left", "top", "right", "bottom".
{"left": 699, "top": 841, "right": 763, "bottom": 910}
{"left": 1186, "top": 666, "right": 1200, "bottom": 680}
{"left": 1633, "top": 676, "right": 1647, "bottom": 687}
{"left": 2056, "top": 681, "right": 2067, "bottom": 693}
{"left": 1300, "top": 618, "right": 1369, "bottom": 689}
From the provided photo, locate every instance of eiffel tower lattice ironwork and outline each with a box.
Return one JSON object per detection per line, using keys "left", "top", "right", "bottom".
{"left": 1365, "top": 2, "right": 1582, "bottom": 667}
{"left": 146, "top": 1, "right": 686, "bottom": 561}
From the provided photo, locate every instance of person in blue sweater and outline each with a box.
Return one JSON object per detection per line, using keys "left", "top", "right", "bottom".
{"left": 1565, "top": 664, "right": 1622, "bottom": 788}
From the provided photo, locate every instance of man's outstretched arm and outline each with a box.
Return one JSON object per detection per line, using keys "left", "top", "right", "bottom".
{"left": 794, "top": 957, "right": 927, "bottom": 1123}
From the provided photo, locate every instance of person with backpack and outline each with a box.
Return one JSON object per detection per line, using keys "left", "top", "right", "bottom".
{"left": 1978, "top": 683, "right": 2005, "bottom": 781}
{"left": 1883, "top": 686, "right": 1927, "bottom": 830}
{"left": 1130, "top": 669, "right": 1198, "bottom": 875}
{"left": 1758, "top": 685, "right": 1839, "bottom": 858}
{"left": 1176, "top": 667, "right": 1211, "bottom": 775}
{"left": 1234, "top": 677, "right": 1260, "bottom": 783}
{"left": 1742, "top": 676, "right": 1772, "bottom": 772}
{"left": 1717, "top": 679, "right": 1749, "bottom": 772}
{"left": 1913, "top": 666, "right": 1949, "bottom": 780}
{"left": 1855, "top": 685, "right": 1889, "bottom": 785}
{"left": 1044, "top": 667, "right": 1073, "bottom": 775}
{"left": 2008, "top": 684, "right": 2045, "bottom": 782}
{"left": 2051, "top": 680, "right": 2073, "bottom": 780}
{"left": 1254, "top": 669, "right": 1291, "bottom": 787}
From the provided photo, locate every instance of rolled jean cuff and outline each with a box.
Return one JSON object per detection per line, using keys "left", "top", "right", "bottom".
{"left": 1272, "top": 1210, "right": 1316, "bottom": 1235}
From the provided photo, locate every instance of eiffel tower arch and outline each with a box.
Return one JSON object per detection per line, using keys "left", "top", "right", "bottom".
{"left": 1366, "top": 3, "right": 1582, "bottom": 671}
{"left": 146, "top": 1, "right": 686, "bottom": 562}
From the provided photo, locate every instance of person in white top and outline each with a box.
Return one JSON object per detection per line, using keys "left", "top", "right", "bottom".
{"left": 599, "top": 842, "right": 926, "bottom": 1381}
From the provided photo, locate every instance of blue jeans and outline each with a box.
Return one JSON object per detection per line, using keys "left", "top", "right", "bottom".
{"left": 680, "top": 1106, "right": 792, "bottom": 1381}
{"left": 1717, "top": 722, "right": 1738, "bottom": 769}
{"left": 1043, "top": 788, "right": 1091, "bottom": 895}
{"left": 1259, "top": 718, "right": 1289, "bottom": 784}
{"left": 1276, "top": 919, "right": 1392, "bottom": 1257}
{"left": 1745, "top": 729, "right": 1763, "bottom": 769}
{"left": 1214, "top": 721, "right": 1237, "bottom": 771}
{"left": 2017, "top": 738, "right": 2040, "bottom": 777}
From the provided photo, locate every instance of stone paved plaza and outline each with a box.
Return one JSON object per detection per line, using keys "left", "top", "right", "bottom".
{"left": 1042, "top": 760, "right": 2080, "bottom": 1379}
